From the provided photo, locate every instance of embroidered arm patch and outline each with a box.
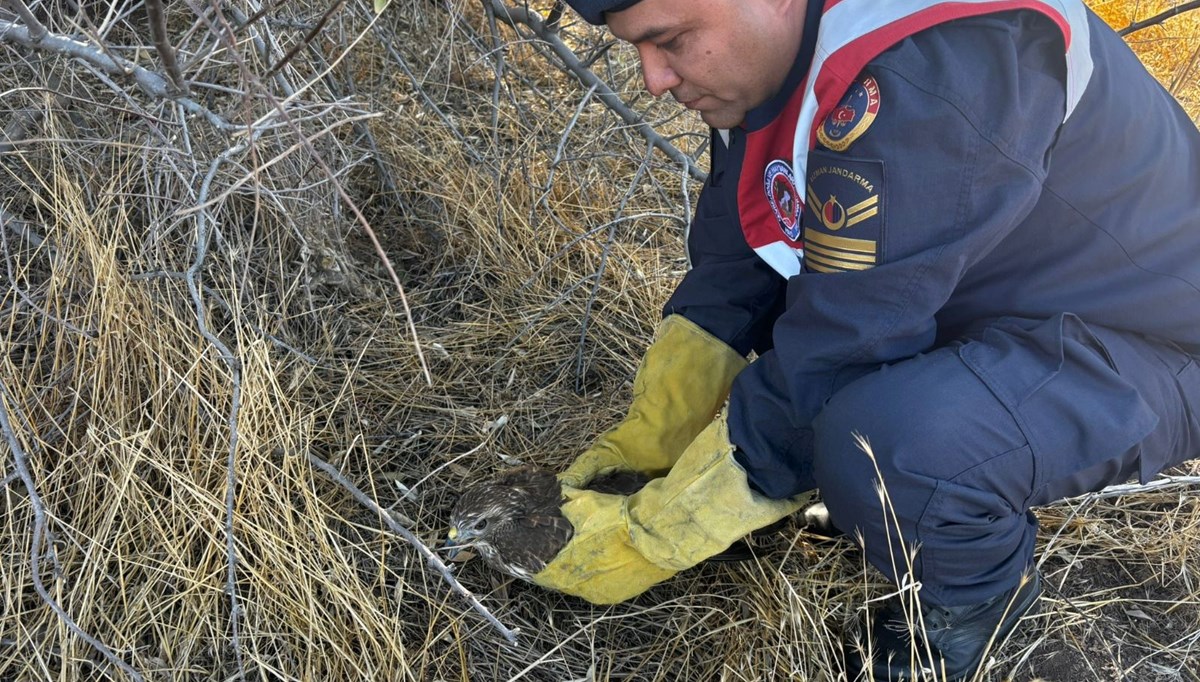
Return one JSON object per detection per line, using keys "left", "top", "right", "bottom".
{"left": 817, "top": 74, "right": 880, "bottom": 152}
{"left": 802, "top": 151, "right": 885, "bottom": 274}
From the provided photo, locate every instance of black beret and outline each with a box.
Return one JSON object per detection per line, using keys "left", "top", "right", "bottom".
{"left": 563, "top": 0, "right": 645, "bottom": 25}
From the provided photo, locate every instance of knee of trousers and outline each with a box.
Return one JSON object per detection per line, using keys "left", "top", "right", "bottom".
{"left": 810, "top": 347, "right": 1034, "bottom": 545}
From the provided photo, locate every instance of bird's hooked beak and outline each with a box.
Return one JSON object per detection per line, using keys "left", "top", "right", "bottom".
{"left": 444, "top": 525, "right": 465, "bottom": 560}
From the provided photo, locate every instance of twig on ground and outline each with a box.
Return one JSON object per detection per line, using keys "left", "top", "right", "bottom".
{"left": 185, "top": 126, "right": 249, "bottom": 678}
{"left": 0, "top": 378, "right": 145, "bottom": 682}
{"left": 1075, "top": 475, "right": 1200, "bottom": 501}
{"left": 304, "top": 451, "right": 521, "bottom": 645}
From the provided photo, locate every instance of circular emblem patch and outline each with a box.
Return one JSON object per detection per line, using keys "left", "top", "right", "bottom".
{"left": 764, "top": 159, "right": 801, "bottom": 241}
{"left": 817, "top": 75, "right": 881, "bottom": 152}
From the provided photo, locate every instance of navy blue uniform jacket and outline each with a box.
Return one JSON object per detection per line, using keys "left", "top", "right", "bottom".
{"left": 662, "top": 6, "right": 1200, "bottom": 498}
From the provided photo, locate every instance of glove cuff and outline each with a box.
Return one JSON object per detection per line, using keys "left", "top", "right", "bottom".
{"left": 594, "top": 315, "right": 748, "bottom": 474}
{"left": 626, "top": 417, "right": 813, "bottom": 571}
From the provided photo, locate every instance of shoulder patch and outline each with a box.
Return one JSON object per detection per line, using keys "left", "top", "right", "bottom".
{"left": 816, "top": 75, "right": 880, "bottom": 152}
{"left": 763, "top": 159, "right": 802, "bottom": 241}
{"left": 802, "top": 151, "right": 884, "bottom": 274}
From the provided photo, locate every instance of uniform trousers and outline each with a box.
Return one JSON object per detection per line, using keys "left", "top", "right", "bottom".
{"left": 806, "top": 313, "right": 1200, "bottom": 607}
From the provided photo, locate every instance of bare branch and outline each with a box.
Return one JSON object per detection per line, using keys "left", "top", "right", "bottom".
{"left": 0, "top": 18, "right": 236, "bottom": 131}
{"left": 225, "top": 3, "right": 297, "bottom": 97}
{"left": 485, "top": 0, "right": 706, "bottom": 182}
{"left": 4, "top": 0, "right": 48, "bottom": 41}
{"left": 1118, "top": 1, "right": 1200, "bottom": 36}
{"left": 183, "top": 3, "right": 433, "bottom": 386}
{"left": 144, "top": 0, "right": 188, "bottom": 95}
{"left": 305, "top": 451, "right": 521, "bottom": 645}
{"left": 370, "top": 23, "right": 485, "bottom": 164}
{"left": 265, "top": 0, "right": 346, "bottom": 79}
{"left": 184, "top": 132, "right": 249, "bottom": 678}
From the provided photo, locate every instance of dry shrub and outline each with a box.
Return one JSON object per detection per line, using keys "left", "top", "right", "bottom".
{"left": 0, "top": 1, "right": 1197, "bottom": 681}
{"left": 1092, "top": 0, "right": 1200, "bottom": 112}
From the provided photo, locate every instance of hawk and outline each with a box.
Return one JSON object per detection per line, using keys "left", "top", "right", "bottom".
{"left": 446, "top": 465, "right": 781, "bottom": 582}
{"left": 445, "top": 465, "right": 647, "bottom": 581}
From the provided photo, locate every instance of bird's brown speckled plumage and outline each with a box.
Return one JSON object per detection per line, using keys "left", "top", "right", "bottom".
{"left": 449, "top": 465, "right": 780, "bottom": 580}
{"left": 448, "top": 466, "right": 648, "bottom": 580}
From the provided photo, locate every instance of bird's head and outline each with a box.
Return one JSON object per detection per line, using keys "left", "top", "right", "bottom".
{"left": 445, "top": 504, "right": 508, "bottom": 562}
{"left": 444, "top": 466, "right": 575, "bottom": 580}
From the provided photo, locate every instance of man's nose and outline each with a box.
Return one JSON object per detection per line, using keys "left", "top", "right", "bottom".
{"left": 638, "top": 47, "right": 681, "bottom": 98}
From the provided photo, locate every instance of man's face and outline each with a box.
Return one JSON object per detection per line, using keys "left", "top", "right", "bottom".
{"left": 607, "top": 0, "right": 806, "bottom": 129}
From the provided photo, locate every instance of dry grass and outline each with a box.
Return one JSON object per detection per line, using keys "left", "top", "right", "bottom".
{"left": 0, "top": 1, "right": 1198, "bottom": 681}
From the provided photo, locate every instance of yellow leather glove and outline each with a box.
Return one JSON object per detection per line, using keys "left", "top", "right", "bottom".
{"left": 560, "top": 315, "right": 747, "bottom": 488}
{"left": 533, "top": 415, "right": 813, "bottom": 604}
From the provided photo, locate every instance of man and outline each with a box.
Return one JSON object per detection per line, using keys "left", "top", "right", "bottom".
{"left": 528, "top": 0, "right": 1200, "bottom": 679}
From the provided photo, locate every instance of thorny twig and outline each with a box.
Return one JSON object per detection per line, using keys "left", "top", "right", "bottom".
{"left": 0, "top": 379, "right": 146, "bottom": 681}
{"left": 305, "top": 451, "right": 521, "bottom": 645}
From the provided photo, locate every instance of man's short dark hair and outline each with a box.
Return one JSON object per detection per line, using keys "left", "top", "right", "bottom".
{"left": 563, "top": 0, "right": 644, "bottom": 25}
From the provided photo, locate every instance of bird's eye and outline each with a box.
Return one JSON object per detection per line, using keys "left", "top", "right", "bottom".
{"left": 475, "top": 518, "right": 489, "bottom": 530}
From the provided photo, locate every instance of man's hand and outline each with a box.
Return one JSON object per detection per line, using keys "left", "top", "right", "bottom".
{"left": 530, "top": 485, "right": 676, "bottom": 603}
{"left": 559, "top": 315, "right": 747, "bottom": 488}
{"left": 535, "top": 414, "right": 813, "bottom": 603}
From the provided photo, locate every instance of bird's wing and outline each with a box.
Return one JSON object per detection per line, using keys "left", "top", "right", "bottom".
{"left": 490, "top": 512, "right": 573, "bottom": 577}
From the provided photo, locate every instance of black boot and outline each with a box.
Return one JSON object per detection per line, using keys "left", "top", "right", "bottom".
{"left": 845, "top": 573, "right": 1041, "bottom": 681}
